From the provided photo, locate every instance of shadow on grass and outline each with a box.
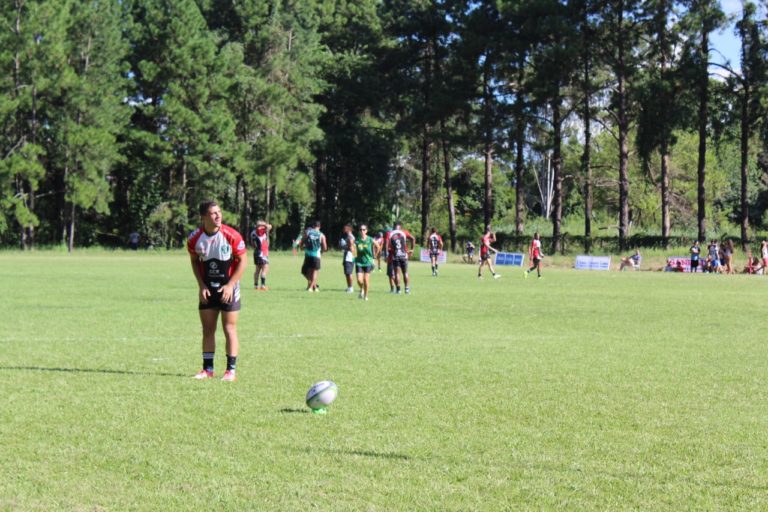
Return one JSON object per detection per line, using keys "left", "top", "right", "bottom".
{"left": 279, "top": 408, "right": 310, "bottom": 414}
{"left": 287, "top": 445, "right": 413, "bottom": 461}
{"left": 0, "top": 365, "right": 187, "bottom": 378}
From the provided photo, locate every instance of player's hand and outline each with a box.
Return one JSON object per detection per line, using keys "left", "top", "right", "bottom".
{"left": 199, "top": 286, "right": 211, "bottom": 304}
{"left": 220, "top": 283, "right": 234, "bottom": 304}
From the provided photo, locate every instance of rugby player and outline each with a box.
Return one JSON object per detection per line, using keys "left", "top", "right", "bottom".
{"left": 250, "top": 220, "right": 272, "bottom": 290}
{"left": 188, "top": 200, "right": 247, "bottom": 382}
{"left": 525, "top": 232, "right": 543, "bottom": 279}
{"left": 427, "top": 228, "right": 444, "bottom": 277}
{"left": 300, "top": 221, "right": 327, "bottom": 291}
{"left": 354, "top": 224, "right": 380, "bottom": 300}
{"left": 340, "top": 224, "right": 356, "bottom": 293}
{"left": 388, "top": 222, "right": 416, "bottom": 294}
{"left": 477, "top": 226, "right": 500, "bottom": 279}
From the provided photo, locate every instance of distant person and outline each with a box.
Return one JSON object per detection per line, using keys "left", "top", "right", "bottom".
{"left": 249, "top": 220, "right": 272, "bottom": 290}
{"left": 742, "top": 253, "right": 758, "bottom": 274}
{"left": 128, "top": 232, "right": 140, "bottom": 251}
{"left": 373, "top": 231, "right": 385, "bottom": 271}
{"left": 388, "top": 222, "right": 416, "bottom": 294}
{"left": 188, "top": 200, "right": 247, "bottom": 382}
{"left": 354, "top": 224, "right": 380, "bottom": 300}
{"left": 340, "top": 224, "right": 356, "bottom": 293}
{"left": 689, "top": 241, "right": 700, "bottom": 273}
{"left": 300, "top": 221, "right": 327, "bottom": 292}
{"left": 477, "top": 226, "right": 500, "bottom": 279}
{"left": 427, "top": 228, "right": 444, "bottom": 277}
{"left": 464, "top": 241, "right": 476, "bottom": 263}
{"left": 706, "top": 240, "right": 720, "bottom": 273}
{"left": 722, "top": 239, "right": 735, "bottom": 274}
{"left": 761, "top": 240, "right": 768, "bottom": 272}
{"left": 525, "top": 232, "right": 543, "bottom": 279}
{"left": 675, "top": 260, "right": 685, "bottom": 272}
{"left": 619, "top": 249, "right": 641, "bottom": 271}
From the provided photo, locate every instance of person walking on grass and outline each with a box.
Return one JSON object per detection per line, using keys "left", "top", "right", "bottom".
{"left": 427, "top": 227, "right": 444, "bottom": 277}
{"left": 300, "top": 221, "right": 327, "bottom": 292}
{"left": 525, "top": 232, "right": 543, "bottom": 279}
{"left": 477, "top": 226, "right": 500, "bottom": 279}
{"left": 388, "top": 222, "right": 416, "bottom": 294}
{"left": 188, "top": 200, "right": 247, "bottom": 382}
{"left": 340, "top": 224, "right": 356, "bottom": 293}
{"left": 354, "top": 224, "right": 380, "bottom": 300}
{"left": 250, "top": 220, "right": 272, "bottom": 290}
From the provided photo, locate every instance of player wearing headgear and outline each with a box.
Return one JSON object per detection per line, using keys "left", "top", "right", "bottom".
{"left": 300, "top": 221, "right": 327, "bottom": 291}
{"left": 525, "top": 232, "right": 543, "bottom": 279}
{"left": 250, "top": 220, "right": 272, "bottom": 290}
{"left": 478, "top": 225, "right": 500, "bottom": 279}
{"left": 188, "top": 200, "right": 247, "bottom": 382}
{"left": 427, "top": 228, "right": 444, "bottom": 277}
{"left": 388, "top": 221, "right": 416, "bottom": 294}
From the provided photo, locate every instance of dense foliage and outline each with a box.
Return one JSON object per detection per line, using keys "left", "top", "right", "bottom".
{"left": 1, "top": 0, "right": 767, "bottom": 251}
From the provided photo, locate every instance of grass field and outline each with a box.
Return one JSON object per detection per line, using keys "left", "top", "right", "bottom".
{"left": 1, "top": 251, "right": 766, "bottom": 511}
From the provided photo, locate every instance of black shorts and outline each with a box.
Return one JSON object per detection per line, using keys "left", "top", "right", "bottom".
{"left": 301, "top": 256, "right": 321, "bottom": 275}
{"left": 690, "top": 259, "right": 699, "bottom": 269}
{"left": 429, "top": 251, "right": 440, "bottom": 258}
{"left": 343, "top": 260, "right": 355, "bottom": 276}
{"left": 481, "top": 252, "right": 491, "bottom": 261}
{"left": 392, "top": 258, "right": 408, "bottom": 272}
{"left": 356, "top": 264, "right": 373, "bottom": 274}
{"left": 531, "top": 257, "right": 541, "bottom": 266}
{"left": 199, "top": 284, "right": 241, "bottom": 312}
{"left": 254, "top": 255, "right": 269, "bottom": 266}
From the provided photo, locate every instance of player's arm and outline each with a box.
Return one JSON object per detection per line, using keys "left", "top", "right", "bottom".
{"left": 189, "top": 254, "right": 211, "bottom": 304}
{"left": 407, "top": 233, "right": 416, "bottom": 254}
{"left": 220, "top": 253, "right": 248, "bottom": 304}
{"left": 321, "top": 234, "right": 328, "bottom": 252}
{"left": 373, "top": 239, "right": 381, "bottom": 259}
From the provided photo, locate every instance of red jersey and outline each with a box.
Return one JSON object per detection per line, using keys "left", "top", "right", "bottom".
{"left": 530, "top": 239, "right": 542, "bottom": 259}
{"left": 187, "top": 224, "right": 247, "bottom": 288}
{"left": 249, "top": 226, "right": 269, "bottom": 257}
{"left": 388, "top": 229, "right": 412, "bottom": 260}
{"left": 480, "top": 233, "right": 492, "bottom": 256}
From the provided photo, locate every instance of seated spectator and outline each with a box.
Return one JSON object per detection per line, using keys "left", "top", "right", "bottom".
{"left": 619, "top": 249, "right": 641, "bottom": 271}
{"left": 743, "top": 255, "right": 760, "bottom": 275}
{"left": 675, "top": 260, "right": 685, "bottom": 272}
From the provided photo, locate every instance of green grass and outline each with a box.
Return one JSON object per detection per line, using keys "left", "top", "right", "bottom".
{"left": 0, "top": 251, "right": 766, "bottom": 511}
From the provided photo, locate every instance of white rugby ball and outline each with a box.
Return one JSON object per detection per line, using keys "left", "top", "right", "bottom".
{"left": 306, "top": 380, "right": 338, "bottom": 410}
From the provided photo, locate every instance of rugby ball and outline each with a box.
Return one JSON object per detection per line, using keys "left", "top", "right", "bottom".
{"left": 306, "top": 380, "right": 338, "bottom": 410}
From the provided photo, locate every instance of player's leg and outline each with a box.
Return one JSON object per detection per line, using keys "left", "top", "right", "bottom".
{"left": 403, "top": 260, "right": 410, "bottom": 293}
{"left": 220, "top": 310, "right": 239, "bottom": 381}
{"left": 363, "top": 268, "right": 371, "bottom": 299}
{"left": 196, "top": 308, "right": 219, "bottom": 378}
{"left": 260, "top": 262, "right": 269, "bottom": 289}
{"left": 356, "top": 268, "right": 365, "bottom": 298}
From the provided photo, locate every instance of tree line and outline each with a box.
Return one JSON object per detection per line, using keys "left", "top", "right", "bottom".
{"left": 1, "top": 0, "right": 767, "bottom": 253}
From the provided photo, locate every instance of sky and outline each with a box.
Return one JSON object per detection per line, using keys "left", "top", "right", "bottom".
{"left": 709, "top": 0, "right": 750, "bottom": 71}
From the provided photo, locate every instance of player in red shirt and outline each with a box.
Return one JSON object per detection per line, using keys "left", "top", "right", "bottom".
{"left": 188, "top": 201, "right": 248, "bottom": 382}
{"left": 478, "top": 225, "right": 500, "bottom": 279}
{"left": 250, "top": 220, "right": 272, "bottom": 290}
{"left": 427, "top": 227, "right": 444, "bottom": 277}
{"left": 525, "top": 232, "right": 543, "bottom": 279}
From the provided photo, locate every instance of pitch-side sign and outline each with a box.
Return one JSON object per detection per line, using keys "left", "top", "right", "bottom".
{"left": 419, "top": 249, "right": 447, "bottom": 263}
{"left": 494, "top": 252, "right": 525, "bottom": 266}
{"left": 575, "top": 255, "right": 611, "bottom": 271}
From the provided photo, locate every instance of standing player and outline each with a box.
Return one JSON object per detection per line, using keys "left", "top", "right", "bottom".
{"left": 373, "top": 231, "right": 385, "bottom": 271}
{"left": 300, "top": 221, "right": 327, "bottom": 291}
{"left": 340, "top": 224, "right": 356, "bottom": 293}
{"left": 525, "top": 232, "right": 543, "bottom": 279}
{"left": 250, "top": 220, "right": 272, "bottom": 290}
{"left": 689, "top": 240, "right": 701, "bottom": 273}
{"left": 427, "top": 227, "right": 444, "bottom": 277}
{"left": 188, "top": 200, "right": 247, "bottom": 382}
{"left": 388, "top": 222, "right": 416, "bottom": 294}
{"left": 477, "top": 226, "right": 501, "bottom": 279}
{"left": 354, "top": 224, "right": 380, "bottom": 300}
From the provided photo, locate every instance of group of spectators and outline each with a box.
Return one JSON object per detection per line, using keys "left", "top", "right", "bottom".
{"left": 661, "top": 239, "right": 768, "bottom": 274}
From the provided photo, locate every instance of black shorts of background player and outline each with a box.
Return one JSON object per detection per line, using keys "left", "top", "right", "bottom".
{"left": 340, "top": 224, "right": 355, "bottom": 292}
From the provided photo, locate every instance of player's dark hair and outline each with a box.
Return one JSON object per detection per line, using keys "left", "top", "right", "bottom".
{"left": 199, "top": 200, "right": 218, "bottom": 216}
{"left": 313, "top": 220, "right": 321, "bottom": 228}
{"left": 430, "top": 227, "right": 436, "bottom": 233}
{"left": 394, "top": 221, "right": 402, "bottom": 229}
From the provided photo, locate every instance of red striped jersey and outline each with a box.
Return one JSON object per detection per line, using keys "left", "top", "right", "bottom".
{"left": 187, "top": 224, "right": 247, "bottom": 287}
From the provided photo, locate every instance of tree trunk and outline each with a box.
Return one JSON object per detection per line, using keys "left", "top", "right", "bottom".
{"left": 697, "top": 28, "right": 709, "bottom": 243}
{"left": 617, "top": 8, "right": 630, "bottom": 251}
{"left": 314, "top": 155, "right": 324, "bottom": 221}
{"left": 484, "top": 142, "right": 493, "bottom": 230}
{"left": 441, "top": 132, "right": 457, "bottom": 252}
{"left": 581, "top": 72, "right": 593, "bottom": 253}
{"left": 68, "top": 203, "right": 76, "bottom": 253}
{"left": 660, "top": 145, "right": 670, "bottom": 248}
{"left": 265, "top": 168, "right": 271, "bottom": 224}
{"left": 740, "top": 85, "right": 750, "bottom": 249}
{"left": 514, "top": 110, "right": 525, "bottom": 236}
{"left": 421, "top": 132, "right": 431, "bottom": 245}
{"left": 551, "top": 97, "right": 563, "bottom": 254}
